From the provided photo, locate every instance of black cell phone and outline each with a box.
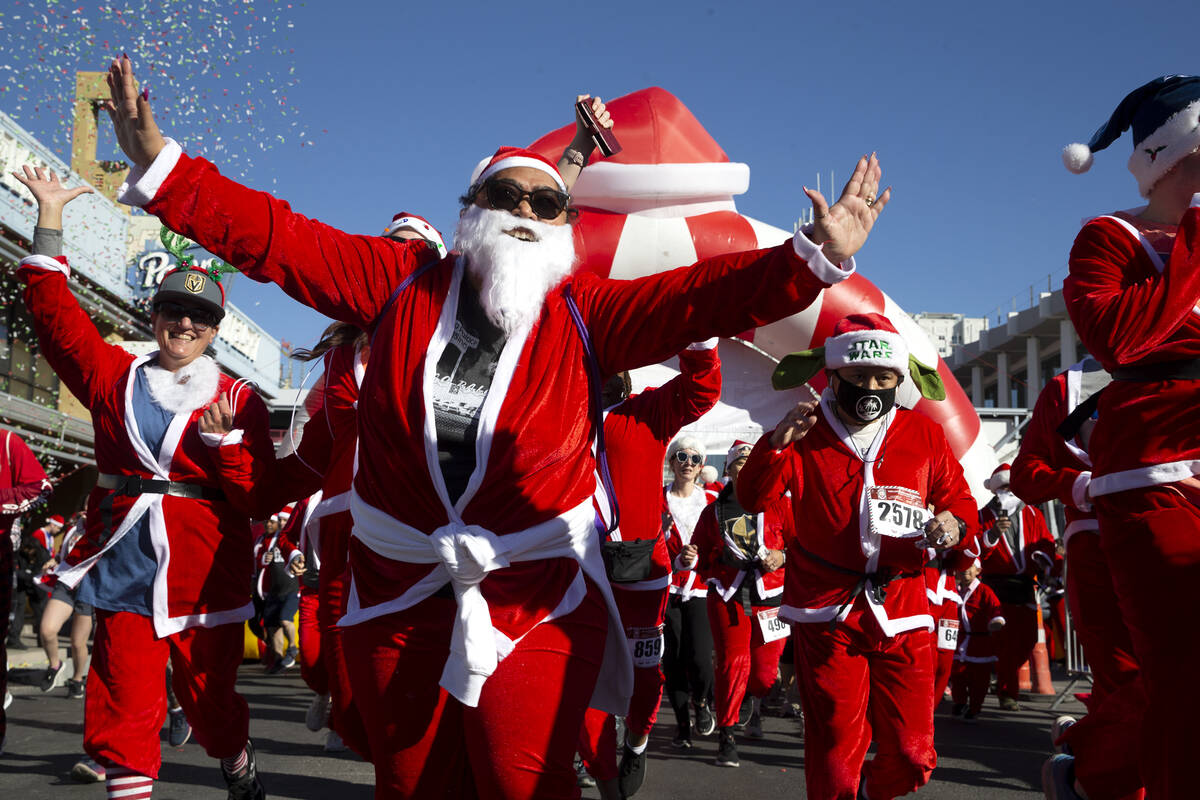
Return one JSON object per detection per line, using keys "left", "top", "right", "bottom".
{"left": 576, "top": 99, "right": 621, "bottom": 158}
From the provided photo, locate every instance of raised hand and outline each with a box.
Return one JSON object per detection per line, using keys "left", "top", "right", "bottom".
{"left": 104, "top": 55, "right": 165, "bottom": 170}
{"left": 769, "top": 400, "right": 819, "bottom": 450}
{"left": 10, "top": 166, "right": 93, "bottom": 229}
{"left": 574, "top": 94, "right": 614, "bottom": 139}
{"left": 804, "top": 153, "right": 891, "bottom": 265}
{"left": 199, "top": 392, "right": 235, "bottom": 436}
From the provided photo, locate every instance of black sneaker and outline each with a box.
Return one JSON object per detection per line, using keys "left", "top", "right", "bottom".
{"left": 998, "top": 695, "right": 1021, "bottom": 712}
{"left": 715, "top": 728, "right": 739, "bottom": 768}
{"left": 618, "top": 742, "right": 647, "bottom": 798}
{"left": 40, "top": 661, "right": 67, "bottom": 693}
{"left": 693, "top": 703, "right": 716, "bottom": 736}
{"left": 950, "top": 703, "right": 966, "bottom": 717}
{"left": 66, "top": 678, "right": 85, "bottom": 699}
{"left": 670, "top": 722, "right": 692, "bottom": 749}
{"left": 169, "top": 708, "right": 193, "bottom": 747}
{"left": 574, "top": 754, "right": 596, "bottom": 788}
{"left": 221, "top": 740, "right": 265, "bottom": 800}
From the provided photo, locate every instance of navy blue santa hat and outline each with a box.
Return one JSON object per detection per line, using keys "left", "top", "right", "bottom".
{"left": 1063, "top": 75, "right": 1200, "bottom": 197}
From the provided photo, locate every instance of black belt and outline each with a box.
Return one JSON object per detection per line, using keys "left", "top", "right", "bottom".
{"left": 98, "top": 475, "right": 226, "bottom": 545}
{"left": 793, "top": 543, "right": 920, "bottom": 630}
{"left": 1112, "top": 359, "right": 1200, "bottom": 381}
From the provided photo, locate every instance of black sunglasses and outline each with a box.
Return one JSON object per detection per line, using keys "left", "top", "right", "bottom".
{"left": 154, "top": 301, "right": 219, "bottom": 331}
{"left": 482, "top": 178, "right": 570, "bottom": 220}
{"left": 673, "top": 451, "right": 704, "bottom": 466}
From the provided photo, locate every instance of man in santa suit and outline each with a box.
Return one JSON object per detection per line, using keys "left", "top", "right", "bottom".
{"left": 925, "top": 546, "right": 970, "bottom": 712}
{"left": 12, "top": 166, "right": 274, "bottom": 800}
{"left": 949, "top": 559, "right": 1005, "bottom": 720}
{"left": 576, "top": 340, "right": 721, "bottom": 800}
{"left": 254, "top": 506, "right": 304, "bottom": 673}
{"left": 105, "top": 54, "right": 891, "bottom": 798}
{"left": 738, "top": 313, "right": 977, "bottom": 800}
{"left": 975, "top": 464, "right": 1058, "bottom": 711}
{"left": 1056, "top": 74, "right": 1200, "bottom": 800}
{"left": 1010, "top": 356, "right": 1145, "bottom": 800}
{"left": 690, "top": 441, "right": 791, "bottom": 769}
{"left": 662, "top": 437, "right": 720, "bottom": 749}
{"left": 0, "top": 429, "right": 52, "bottom": 751}
{"left": 30, "top": 514, "right": 64, "bottom": 552}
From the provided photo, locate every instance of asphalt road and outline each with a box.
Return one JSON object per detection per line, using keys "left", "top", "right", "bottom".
{"left": 3, "top": 642, "right": 1081, "bottom": 799}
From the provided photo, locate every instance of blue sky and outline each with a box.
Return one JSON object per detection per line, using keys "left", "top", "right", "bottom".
{"left": 4, "top": 0, "right": 1198, "bottom": 353}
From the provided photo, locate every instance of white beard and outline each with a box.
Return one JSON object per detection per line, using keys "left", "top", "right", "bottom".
{"left": 144, "top": 356, "right": 221, "bottom": 415}
{"left": 993, "top": 489, "right": 1023, "bottom": 516}
{"left": 453, "top": 205, "right": 576, "bottom": 336}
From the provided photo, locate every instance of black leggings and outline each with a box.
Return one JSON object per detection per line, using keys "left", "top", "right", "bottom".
{"left": 663, "top": 594, "right": 714, "bottom": 731}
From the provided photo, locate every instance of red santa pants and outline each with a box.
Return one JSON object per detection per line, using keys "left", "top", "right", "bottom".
{"left": 949, "top": 659, "right": 992, "bottom": 715}
{"left": 342, "top": 579, "right": 608, "bottom": 800}
{"left": 793, "top": 606, "right": 936, "bottom": 800}
{"left": 298, "top": 584, "right": 329, "bottom": 696}
{"left": 1094, "top": 484, "right": 1200, "bottom": 800}
{"left": 577, "top": 582, "right": 668, "bottom": 781}
{"left": 929, "top": 603, "right": 958, "bottom": 710}
{"left": 319, "top": 513, "right": 371, "bottom": 760}
{"left": 85, "top": 610, "right": 249, "bottom": 778}
{"left": 708, "top": 593, "right": 786, "bottom": 729}
{"left": 992, "top": 602, "right": 1037, "bottom": 699}
{"left": 1057, "top": 531, "right": 1144, "bottom": 800}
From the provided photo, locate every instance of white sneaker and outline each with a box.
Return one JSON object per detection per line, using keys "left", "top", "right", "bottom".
{"left": 1052, "top": 715, "right": 1077, "bottom": 754}
{"left": 306, "top": 693, "right": 331, "bottom": 732}
{"left": 3, "top": 691, "right": 11, "bottom": 710}
{"left": 70, "top": 757, "right": 106, "bottom": 783}
{"left": 324, "top": 730, "right": 347, "bottom": 753}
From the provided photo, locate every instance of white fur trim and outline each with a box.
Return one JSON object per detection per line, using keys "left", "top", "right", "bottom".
{"left": 476, "top": 156, "right": 567, "bottom": 193}
{"left": 687, "top": 337, "right": 719, "bottom": 351}
{"left": 117, "top": 138, "right": 183, "bottom": 207}
{"left": 1128, "top": 99, "right": 1200, "bottom": 197}
{"left": 1062, "top": 143, "right": 1093, "bottom": 174}
{"left": 1071, "top": 471, "right": 1093, "bottom": 512}
{"left": 824, "top": 329, "right": 908, "bottom": 373}
{"left": 142, "top": 356, "right": 220, "bottom": 415}
{"left": 19, "top": 254, "right": 71, "bottom": 277}
{"left": 792, "top": 225, "right": 855, "bottom": 285}
{"left": 199, "top": 429, "right": 244, "bottom": 447}
{"left": 984, "top": 469, "right": 1011, "bottom": 493}
{"left": 1090, "top": 459, "right": 1200, "bottom": 497}
{"left": 1191, "top": 192, "right": 1200, "bottom": 209}
{"left": 384, "top": 216, "right": 447, "bottom": 257}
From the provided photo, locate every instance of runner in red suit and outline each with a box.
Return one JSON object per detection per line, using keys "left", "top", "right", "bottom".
{"left": 577, "top": 341, "right": 721, "bottom": 799}
{"left": 949, "top": 560, "right": 1006, "bottom": 720}
{"left": 738, "top": 314, "right": 977, "bottom": 800}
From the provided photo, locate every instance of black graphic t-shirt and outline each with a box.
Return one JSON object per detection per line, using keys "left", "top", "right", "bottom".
{"left": 431, "top": 284, "right": 506, "bottom": 503}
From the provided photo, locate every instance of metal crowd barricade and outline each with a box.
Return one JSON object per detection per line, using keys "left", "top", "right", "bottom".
{"left": 1051, "top": 564, "right": 1093, "bottom": 710}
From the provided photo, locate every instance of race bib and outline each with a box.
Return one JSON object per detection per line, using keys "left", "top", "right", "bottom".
{"left": 867, "top": 486, "right": 932, "bottom": 539}
{"left": 756, "top": 607, "right": 791, "bottom": 644}
{"left": 627, "top": 625, "right": 665, "bottom": 669}
{"left": 936, "top": 618, "right": 960, "bottom": 651}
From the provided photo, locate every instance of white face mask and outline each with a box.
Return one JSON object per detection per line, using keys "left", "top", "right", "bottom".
{"left": 994, "top": 488, "right": 1021, "bottom": 515}
{"left": 453, "top": 205, "right": 576, "bottom": 336}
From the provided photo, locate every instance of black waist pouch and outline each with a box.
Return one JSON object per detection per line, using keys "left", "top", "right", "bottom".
{"left": 982, "top": 574, "right": 1035, "bottom": 605}
{"left": 602, "top": 539, "right": 656, "bottom": 583}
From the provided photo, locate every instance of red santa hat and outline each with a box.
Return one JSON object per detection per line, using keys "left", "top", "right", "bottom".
{"left": 274, "top": 504, "right": 295, "bottom": 522}
{"left": 823, "top": 313, "right": 909, "bottom": 375}
{"left": 46, "top": 514, "right": 65, "bottom": 526}
{"left": 726, "top": 440, "right": 754, "bottom": 466}
{"left": 469, "top": 146, "right": 567, "bottom": 194}
{"left": 984, "top": 463, "right": 1011, "bottom": 492}
{"left": 382, "top": 212, "right": 447, "bottom": 258}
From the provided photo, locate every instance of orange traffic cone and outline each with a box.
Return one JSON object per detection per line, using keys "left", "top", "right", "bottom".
{"left": 1018, "top": 660, "right": 1032, "bottom": 692}
{"left": 1031, "top": 599, "right": 1056, "bottom": 695}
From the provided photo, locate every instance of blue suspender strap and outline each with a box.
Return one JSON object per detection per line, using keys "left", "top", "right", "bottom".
{"left": 369, "top": 256, "right": 443, "bottom": 346}
{"left": 563, "top": 284, "right": 620, "bottom": 538}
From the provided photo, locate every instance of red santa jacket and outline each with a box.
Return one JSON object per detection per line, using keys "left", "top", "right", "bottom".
{"left": 18, "top": 255, "right": 273, "bottom": 636}
{"left": 1063, "top": 203, "right": 1200, "bottom": 496}
{"left": 692, "top": 487, "right": 790, "bottom": 604}
{"left": 30, "top": 525, "right": 55, "bottom": 553}
{"left": 1011, "top": 358, "right": 1106, "bottom": 546}
{"left": 127, "top": 144, "right": 852, "bottom": 710}
{"left": 0, "top": 430, "right": 51, "bottom": 522}
{"left": 737, "top": 394, "right": 979, "bottom": 638}
{"left": 595, "top": 341, "right": 721, "bottom": 590}
{"left": 925, "top": 548, "right": 972, "bottom": 623}
{"left": 955, "top": 578, "right": 1005, "bottom": 662}
{"left": 664, "top": 486, "right": 719, "bottom": 599}
{"left": 975, "top": 501, "right": 1057, "bottom": 579}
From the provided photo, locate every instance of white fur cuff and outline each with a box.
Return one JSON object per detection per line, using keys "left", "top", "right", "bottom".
{"left": 687, "top": 338, "right": 719, "bottom": 351}
{"left": 200, "top": 429, "right": 244, "bottom": 447}
{"left": 792, "top": 225, "right": 855, "bottom": 285}
{"left": 1072, "top": 471, "right": 1093, "bottom": 512}
{"left": 19, "top": 254, "right": 71, "bottom": 277}
{"left": 118, "top": 138, "right": 183, "bottom": 207}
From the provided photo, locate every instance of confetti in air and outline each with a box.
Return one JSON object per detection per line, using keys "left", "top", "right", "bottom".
{"left": 0, "top": 0, "right": 310, "bottom": 179}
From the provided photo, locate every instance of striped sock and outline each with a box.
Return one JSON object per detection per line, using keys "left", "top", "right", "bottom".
{"left": 221, "top": 748, "right": 249, "bottom": 777}
{"left": 106, "top": 765, "right": 153, "bottom": 799}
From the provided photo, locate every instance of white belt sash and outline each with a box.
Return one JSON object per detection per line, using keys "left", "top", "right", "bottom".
{"left": 343, "top": 491, "right": 632, "bottom": 711}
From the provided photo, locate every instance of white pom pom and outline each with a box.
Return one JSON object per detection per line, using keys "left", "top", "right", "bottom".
{"left": 1062, "top": 143, "right": 1094, "bottom": 174}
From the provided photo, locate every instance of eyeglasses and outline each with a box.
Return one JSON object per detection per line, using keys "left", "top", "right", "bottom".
{"left": 673, "top": 451, "right": 704, "bottom": 466}
{"left": 482, "top": 178, "right": 570, "bottom": 220}
{"left": 154, "top": 301, "right": 219, "bottom": 331}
